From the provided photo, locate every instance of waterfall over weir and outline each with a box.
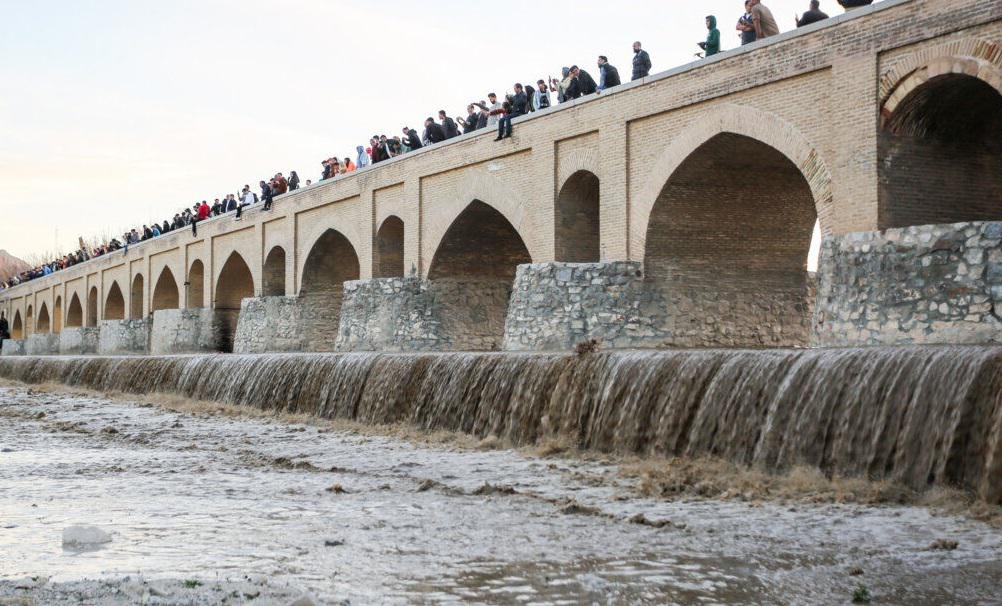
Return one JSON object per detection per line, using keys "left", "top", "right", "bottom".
{"left": 2, "top": 347, "right": 1001, "bottom": 502}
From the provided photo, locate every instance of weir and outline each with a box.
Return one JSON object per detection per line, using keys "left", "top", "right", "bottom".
{"left": 1, "top": 346, "right": 1001, "bottom": 503}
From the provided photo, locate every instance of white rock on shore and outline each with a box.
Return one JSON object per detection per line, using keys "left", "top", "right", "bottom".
{"left": 62, "top": 525, "right": 112, "bottom": 547}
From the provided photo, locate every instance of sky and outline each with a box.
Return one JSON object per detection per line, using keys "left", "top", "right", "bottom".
{"left": 0, "top": 0, "right": 843, "bottom": 264}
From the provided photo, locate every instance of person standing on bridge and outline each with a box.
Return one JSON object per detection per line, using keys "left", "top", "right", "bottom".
{"left": 738, "top": 1, "right": 757, "bottom": 45}
{"left": 699, "top": 15, "right": 721, "bottom": 57}
{"left": 260, "top": 180, "right": 274, "bottom": 211}
{"left": 597, "top": 56, "right": 621, "bottom": 92}
{"left": 534, "top": 80, "right": 552, "bottom": 110}
{"left": 797, "top": 0, "right": 830, "bottom": 26}
{"left": 632, "top": 42, "right": 652, "bottom": 81}
{"left": 439, "top": 111, "right": 460, "bottom": 139}
{"left": 750, "top": 0, "right": 780, "bottom": 39}
{"left": 837, "top": 0, "right": 872, "bottom": 10}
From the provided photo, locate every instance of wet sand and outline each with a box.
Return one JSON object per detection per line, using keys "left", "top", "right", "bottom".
{"left": 2, "top": 384, "right": 1001, "bottom": 605}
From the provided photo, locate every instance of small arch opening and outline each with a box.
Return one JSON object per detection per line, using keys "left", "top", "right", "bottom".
{"left": 374, "top": 216, "right": 405, "bottom": 278}
{"left": 555, "top": 170, "right": 600, "bottom": 262}
{"left": 130, "top": 275, "right": 145, "bottom": 319}
{"left": 263, "top": 247, "right": 287, "bottom": 297}
{"left": 104, "top": 282, "right": 126, "bottom": 321}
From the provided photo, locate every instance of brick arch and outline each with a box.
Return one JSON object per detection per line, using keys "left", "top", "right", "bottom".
{"left": 297, "top": 227, "right": 364, "bottom": 289}
{"left": 879, "top": 37, "right": 1002, "bottom": 108}
{"left": 11, "top": 309, "right": 23, "bottom": 339}
{"left": 87, "top": 286, "right": 99, "bottom": 327}
{"left": 36, "top": 301, "right": 50, "bottom": 334}
{"left": 373, "top": 216, "right": 405, "bottom": 279}
{"left": 53, "top": 296, "right": 62, "bottom": 333}
{"left": 130, "top": 274, "right": 145, "bottom": 319}
{"left": 104, "top": 281, "right": 126, "bottom": 320}
{"left": 556, "top": 147, "right": 601, "bottom": 193}
{"left": 25, "top": 304, "right": 33, "bottom": 337}
{"left": 187, "top": 260, "right": 205, "bottom": 308}
{"left": 632, "top": 104, "right": 834, "bottom": 259}
{"left": 262, "top": 246, "right": 287, "bottom": 296}
{"left": 152, "top": 266, "right": 180, "bottom": 311}
{"left": 555, "top": 170, "right": 600, "bottom": 262}
{"left": 66, "top": 293, "right": 84, "bottom": 328}
{"left": 212, "top": 242, "right": 260, "bottom": 296}
{"left": 424, "top": 171, "right": 540, "bottom": 275}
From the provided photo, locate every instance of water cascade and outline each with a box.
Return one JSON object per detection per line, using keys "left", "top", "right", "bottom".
{"left": 1, "top": 347, "right": 1000, "bottom": 502}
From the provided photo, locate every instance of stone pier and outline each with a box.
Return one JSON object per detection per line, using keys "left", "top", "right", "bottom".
{"left": 233, "top": 297, "right": 308, "bottom": 354}
{"left": 59, "top": 327, "right": 100, "bottom": 355}
{"left": 1, "top": 339, "right": 26, "bottom": 356}
{"left": 98, "top": 319, "right": 150, "bottom": 355}
{"left": 150, "top": 309, "right": 222, "bottom": 355}
{"left": 815, "top": 221, "right": 1002, "bottom": 346}
{"left": 25, "top": 334, "right": 60, "bottom": 356}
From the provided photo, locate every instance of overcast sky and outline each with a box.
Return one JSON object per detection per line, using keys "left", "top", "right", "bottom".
{"left": 0, "top": 0, "right": 851, "bottom": 263}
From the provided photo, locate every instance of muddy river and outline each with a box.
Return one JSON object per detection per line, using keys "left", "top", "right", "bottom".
{"left": 1, "top": 384, "right": 1001, "bottom": 605}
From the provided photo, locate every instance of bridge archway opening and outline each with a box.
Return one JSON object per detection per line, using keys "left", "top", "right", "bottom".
{"left": 300, "top": 229, "right": 360, "bottom": 351}
{"left": 130, "top": 275, "right": 144, "bottom": 320}
{"left": 37, "top": 302, "right": 50, "bottom": 334}
{"left": 429, "top": 200, "right": 532, "bottom": 350}
{"left": 215, "top": 252, "right": 255, "bottom": 353}
{"left": 53, "top": 297, "right": 63, "bottom": 334}
{"left": 66, "top": 294, "right": 83, "bottom": 328}
{"left": 152, "top": 267, "right": 180, "bottom": 312}
{"left": 187, "top": 261, "right": 205, "bottom": 309}
{"left": 880, "top": 72, "right": 1002, "bottom": 228}
{"left": 374, "top": 216, "right": 405, "bottom": 278}
{"left": 104, "top": 282, "right": 125, "bottom": 321}
{"left": 555, "top": 170, "right": 600, "bottom": 262}
{"left": 87, "top": 287, "right": 99, "bottom": 327}
{"left": 263, "top": 247, "right": 286, "bottom": 297}
{"left": 25, "top": 305, "right": 33, "bottom": 337}
{"left": 11, "top": 310, "right": 23, "bottom": 339}
{"left": 645, "top": 133, "right": 817, "bottom": 347}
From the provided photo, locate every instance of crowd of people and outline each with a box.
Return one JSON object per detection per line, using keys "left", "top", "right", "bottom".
{"left": 2, "top": 0, "right": 868, "bottom": 294}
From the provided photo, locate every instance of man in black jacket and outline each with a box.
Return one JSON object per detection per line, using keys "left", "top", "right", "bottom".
{"left": 496, "top": 84, "right": 527, "bottom": 141}
{"left": 632, "top": 41, "right": 652, "bottom": 80}
{"left": 424, "top": 118, "right": 446, "bottom": 144}
{"left": 797, "top": 0, "right": 829, "bottom": 26}
{"left": 567, "top": 66, "right": 597, "bottom": 99}
{"left": 402, "top": 127, "right": 423, "bottom": 150}
{"left": 837, "top": 0, "right": 872, "bottom": 8}
{"left": 597, "top": 56, "right": 621, "bottom": 91}
{"left": 439, "top": 111, "right": 460, "bottom": 139}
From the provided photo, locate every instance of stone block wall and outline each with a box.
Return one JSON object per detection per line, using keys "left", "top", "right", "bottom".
{"left": 25, "top": 333, "right": 60, "bottom": 356}
{"left": 150, "top": 308, "right": 222, "bottom": 355}
{"left": 98, "top": 319, "right": 150, "bottom": 355}
{"left": 233, "top": 297, "right": 308, "bottom": 354}
{"left": 59, "top": 327, "right": 100, "bottom": 355}
{"left": 815, "top": 221, "right": 1002, "bottom": 346}
{"left": 337, "top": 278, "right": 512, "bottom": 352}
{"left": 505, "top": 263, "right": 667, "bottom": 351}
{"left": 1, "top": 339, "right": 25, "bottom": 357}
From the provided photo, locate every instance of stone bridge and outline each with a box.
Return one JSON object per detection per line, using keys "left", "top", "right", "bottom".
{"left": 3, "top": 0, "right": 1002, "bottom": 357}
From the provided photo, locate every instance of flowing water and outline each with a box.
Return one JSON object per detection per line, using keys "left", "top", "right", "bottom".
{"left": 1, "top": 347, "right": 1000, "bottom": 500}
{"left": 2, "top": 383, "right": 1002, "bottom": 604}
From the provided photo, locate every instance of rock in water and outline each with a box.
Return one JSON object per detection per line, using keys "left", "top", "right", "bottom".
{"left": 62, "top": 525, "right": 112, "bottom": 547}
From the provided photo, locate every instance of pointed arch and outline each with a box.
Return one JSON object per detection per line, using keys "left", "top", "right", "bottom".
{"left": 187, "top": 260, "right": 205, "bottom": 308}
{"left": 214, "top": 252, "right": 255, "bottom": 353}
{"left": 643, "top": 129, "right": 818, "bottom": 347}
{"left": 104, "top": 281, "right": 125, "bottom": 320}
{"left": 53, "top": 296, "right": 63, "bottom": 334}
{"left": 152, "top": 267, "right": 180, "bottom": 312}
{"left": 374, "top": 216, "right": 405, "bottom": 278}
{"left": 298, "top": 228, "right": 360, "bottom": 351}
{"left": 11, "top": 310, "right": 23, "bottom": 340}
{"left": 555, "top": 170, "right": 600, "bottom": 262}
{"left": 878, "top": 54, "right": 1002, "bottom": 228}
{"left": 263, "top": 246, "right": 287, "bottom": 297}
{"left": 25, "top": 305, "right": 33, "bottom": 337}
{"left": 130, "top": 274, "right": 145, "bottom": 319}
{"left": 87, "top": 287, "right": 99, "bottom": 327}
{"left": 66, "top": 293, "right": 84, "bottom": 328}
{"left": 633, "top": 104, "right": 834, "bottom": 260}
{"left": 423, "top": 171, "right": 542, "bottom": 275}
{"left": 36, "top": 302, "right": 50, "bottom": 334}
{"left": 429, "top": 200, "right": 532, "bottom": 281}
